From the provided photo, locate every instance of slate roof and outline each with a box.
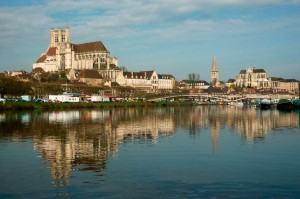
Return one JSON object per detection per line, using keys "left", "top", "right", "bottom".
{"left": 181, "top": 80, "right": 210, "bottom": 85}
{"left": 72, "top": 41, "right": 108, "bottom": 53}
{"left": 239, "top": 70, "right": 246, "bottom": 74}
{"left": 227, "top": 79, "right": 235, "bottom": 83}
{"left": 123, "top": 71, "right": 155, "bottom": 80}
{"left": 280, "top": 79, "right": 299, "bottom": 82}
{"left": 253, "top": 69, "right": 266, "bottom": 73}
{"left": 158, "top": 74, "right": 175, "bottom": 79}
{"left": 269, "top": 77, "right": 283, "bottom": 81}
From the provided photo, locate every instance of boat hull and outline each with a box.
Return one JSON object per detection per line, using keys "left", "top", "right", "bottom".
{"left": 277, "top": 99, "right": 293, "bottom": 110}
{"left": 260, "top": 103, "right": 272, "bottom": 109}
{"left": 293, "top": 99, "right": 300, "bottom": 109}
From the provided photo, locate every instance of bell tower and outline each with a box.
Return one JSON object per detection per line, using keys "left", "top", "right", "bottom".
{"left": 211, "top": 55, "right": 219, "bottom": 87}
{"left": 50, "top": 25, "right": 70, "bottom": 48}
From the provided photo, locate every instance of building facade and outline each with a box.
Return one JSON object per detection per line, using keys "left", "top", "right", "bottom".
{"left": 235, "top": 67, "right": 268, "bottom": 88}
{"left": 234, "top": 67, "right": 299, "bottom": 94}
{"left": 116, "top": 71, "right": 159, "bottom": 91}
{"left": 157, "top": 74, "right": 176, "bottom": 91}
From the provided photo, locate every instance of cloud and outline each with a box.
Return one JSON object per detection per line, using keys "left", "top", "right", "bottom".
{"left": 0, "top": 0, "right": 300, "bottom": 78}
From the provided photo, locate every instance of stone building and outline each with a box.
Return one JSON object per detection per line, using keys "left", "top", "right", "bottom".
{"left": 269, "top": 77, "right": 299, "bottom": 94}
{"left": 157, "top": 74, "right": 176, "bottom": 91}
{"left": 179, "top": 80, "right": 210, "bottom": 90}
{"left": 116, "top": 71, "right": 159, "bottom": 91}
{"left": 234, "top": 67, "right": 299, "bottom": 94}
{"left": 32, "top": 25, "right": 119, "bottom": 77}
{"left": 235, "top": 67, "right": 268, "bottom": 88}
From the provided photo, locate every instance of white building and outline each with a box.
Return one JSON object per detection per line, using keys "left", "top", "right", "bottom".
{"left": 157, "top": 74, "right": 176, "bottom": 91}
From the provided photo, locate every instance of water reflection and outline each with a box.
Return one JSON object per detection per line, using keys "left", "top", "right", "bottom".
{"left": 0, "top": 106, "right": 299, "bottom": 188}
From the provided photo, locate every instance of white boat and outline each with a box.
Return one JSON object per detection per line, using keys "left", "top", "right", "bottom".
{"left": 260, "top": 99, "right": 272, "bottom": 109}
{"left": 234, "top": 101, "right": 244, "bottom": 107}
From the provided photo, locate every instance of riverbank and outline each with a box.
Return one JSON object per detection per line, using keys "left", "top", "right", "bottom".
{"left": 0, "top": 101, "right": 194, "bottom": 110}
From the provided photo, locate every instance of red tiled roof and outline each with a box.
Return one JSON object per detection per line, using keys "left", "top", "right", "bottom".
{"left": 36, "top": 54, "right": 46, "bottom": 63}
{"left": 47, "top": 47, "right": 56, "bottom": 56}
{"left": 35, "top": 47, "right": 57, "bottom": 63}
{"left": 72, "top": 41, "right": 108, "bottom": 53}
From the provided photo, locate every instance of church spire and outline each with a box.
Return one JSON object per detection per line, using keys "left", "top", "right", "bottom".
{"left": 211, "top": 55, "right": 219, "bottom": 87}
{"left": 212, "top": 54, "right": 218, "bottom": 72}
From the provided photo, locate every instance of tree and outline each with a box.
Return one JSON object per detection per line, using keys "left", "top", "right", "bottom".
{"left": 119, "top": 66, "right": 128, "bottom": 72}
{"left": 188, "top": 73, "right": 200, "bottom": 88}
{"left": 0, "top": 77, "right": 32, "bottom": 98}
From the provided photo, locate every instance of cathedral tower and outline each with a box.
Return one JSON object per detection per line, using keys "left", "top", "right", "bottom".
{"left": 211, "top": 55, "right": 219, "bottom": 87}
{"left": 50, "top": 25, "right": 70, "bottom": 48}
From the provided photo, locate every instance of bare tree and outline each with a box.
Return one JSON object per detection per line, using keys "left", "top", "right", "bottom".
{"left": 188, "top": 73, "right": 200, "bottom": 88}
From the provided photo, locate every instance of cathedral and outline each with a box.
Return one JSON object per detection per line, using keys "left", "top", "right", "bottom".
{"left": 33, "top": 25, "right": 118, "bottom": 74}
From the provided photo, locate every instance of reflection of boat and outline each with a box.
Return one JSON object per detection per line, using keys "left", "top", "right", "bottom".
{"left": 234, "top": 101, "right": 244, "bottom": 107}
{"left": 260, "top": 99, "right": 272, "bottom": 109}
{"left": 218, "top": 101, "right": 226, "bottom": 105}
{"left": 293, "top": 99, "right": 300, "bottom": 109}
{"left": 277, "top": 99, "right": 293, "bottom": 110}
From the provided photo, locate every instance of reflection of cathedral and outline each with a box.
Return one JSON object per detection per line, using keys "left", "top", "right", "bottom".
{"left": 12, "top": 107, "right": 298, "bottom": 187}
{"left": 31, "top": 108, "right": 176, "bottom": 186}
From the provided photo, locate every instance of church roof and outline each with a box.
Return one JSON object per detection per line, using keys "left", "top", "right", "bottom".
{"left": 239, "top": 70, "right": 246, "bottom": 74}
{"left": 72, "top": 41, "right": 108, "bottom": 53}
{"left": 47, "top": 47, "right": 57, "bottom": 56}
{"left": 36, "top": 47, "right": 57, "bottom": 63}
{"left": 36, "top": 55, "right": 46, "bottom": 63}
{"left": 253, "top": 69, "right": 266, "bottom": 73}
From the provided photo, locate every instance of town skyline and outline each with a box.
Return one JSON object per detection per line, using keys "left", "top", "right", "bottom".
{"left": 0, "top": 0, "right": 300, "bottom": 82}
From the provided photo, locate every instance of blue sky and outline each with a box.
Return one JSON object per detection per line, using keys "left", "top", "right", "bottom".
{"left": 0, "top": 0, "right": 299, "bottom": 81}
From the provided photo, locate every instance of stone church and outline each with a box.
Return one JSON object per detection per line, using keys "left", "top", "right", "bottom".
{"left": 32, "top": 25, "right": 119, "bottom": 81}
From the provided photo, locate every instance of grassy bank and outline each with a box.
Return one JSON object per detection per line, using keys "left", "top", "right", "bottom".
{"left": 0, "top": 101, "right": 194, "bottom": 110}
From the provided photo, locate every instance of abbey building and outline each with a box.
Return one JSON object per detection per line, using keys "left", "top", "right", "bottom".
{"left": 33, "top": 25, "right": 118, "bottom": 73}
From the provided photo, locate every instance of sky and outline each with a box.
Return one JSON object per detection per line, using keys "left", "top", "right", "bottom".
{"left": 0, "top": 0, "right": 300, "bottom": 82}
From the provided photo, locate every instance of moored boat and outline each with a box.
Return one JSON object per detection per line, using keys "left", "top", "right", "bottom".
{"left": 293, "top": 99, "right": 300, "bottom": 109}
{"left": 260, "top": 98, "right": 272, "bottom": 109}
{"left": 277, "top": 99, "right": 293, "bottom": 110}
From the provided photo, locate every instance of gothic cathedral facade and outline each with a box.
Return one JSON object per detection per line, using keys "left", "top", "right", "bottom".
{"left": 33, "top": 25, "right": 118, "bottom": 73}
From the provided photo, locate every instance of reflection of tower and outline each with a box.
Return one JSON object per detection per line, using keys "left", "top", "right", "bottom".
{"left": 211, "top": 55, "right": 219, "bottom": 87}
{"left": 211, "top": 119, "right": 220, "bottom": 154}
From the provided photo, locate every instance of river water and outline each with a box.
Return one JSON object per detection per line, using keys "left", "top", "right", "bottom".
{"left": 0, "top": 106, "right": 299, "bottom": 198}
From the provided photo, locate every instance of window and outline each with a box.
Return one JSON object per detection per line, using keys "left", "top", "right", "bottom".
{"left": 55, "top": 34, "right": 58, "bottom": 42}
{"left": 62, "top": 34, "right": 65, "bottom": 42}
